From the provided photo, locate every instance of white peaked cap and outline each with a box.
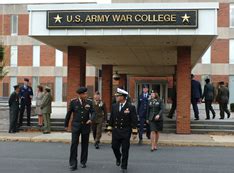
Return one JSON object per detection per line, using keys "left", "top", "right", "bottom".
{"left": 115, "top": 88, "right": 128, "bottom": 96}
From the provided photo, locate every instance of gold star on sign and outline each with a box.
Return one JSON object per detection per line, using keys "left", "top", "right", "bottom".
{"left": 54, "top": 14, "right": 62, "bottom": 23}
{"left": 181, "top": 13, "right": 190, "bottom": 23}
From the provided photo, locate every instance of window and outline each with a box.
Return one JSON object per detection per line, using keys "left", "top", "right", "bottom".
{"left": 230, "top": 40, "right": 234, "bottom": 64}
{"left": 55, "top": 49, "right": 63, "bottom": 67}
{"left": 10, "top": 46, "right": 18, "bottom": 67}
{"left": 11, "top": 15, "right": 18, "bottom": 35}
{"left": 32, "top": 77, "right": 40, "bottom": 100}
{"left": 55, "top": 77, "right": 63, "bottom": 102}
{"left": 201, "top": 47, "right": 211, "bottom": 64}
{"left": 10, "top": 77, "right": 17, "bottom": 94}
{"left": 33, "top": 46, "right": 40, "bottom": 67}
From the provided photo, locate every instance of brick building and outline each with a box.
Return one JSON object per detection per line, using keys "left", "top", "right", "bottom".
{"left": 0, "top": 0, "right": 232, "bottom": 133}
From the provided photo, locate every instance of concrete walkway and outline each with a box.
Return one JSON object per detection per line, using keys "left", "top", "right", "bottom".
{"left": 1, "top": 132, "right": 234, "bottom": 147}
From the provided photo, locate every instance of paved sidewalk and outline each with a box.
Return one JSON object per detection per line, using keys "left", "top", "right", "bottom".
{"left": 1, "top": 132, "right": 234, "bottom": 147}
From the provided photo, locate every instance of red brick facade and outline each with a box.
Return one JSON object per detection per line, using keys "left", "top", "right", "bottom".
{"left": 18, "top": 14, "right": 29, "bottom": 35}
{"left": 40, "top": 45, "right": 55, "bottom": 66}
{"left": 0, "top": 15, "right": 11, "bottom": 35}
{"left": 176, "top": 47, "right": 191, "bottom": 134}
{"left": 18, "top": 45, "right": 33, "bottom": 66}
{"left": 102, "top": 65, "right": 113, "bottom": 113}
{"left": 211, "top": 39, "right": 229, "bottom": 63}
{"left": 218, "top": 3, "right": 229, "bottom": 27}
{"left": 67, "top": 46, "right": 86, "bottom": 104}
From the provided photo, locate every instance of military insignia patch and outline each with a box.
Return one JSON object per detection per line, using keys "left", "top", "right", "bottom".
{"left": 124, "top": 108, "right": 130, "bottom": 114}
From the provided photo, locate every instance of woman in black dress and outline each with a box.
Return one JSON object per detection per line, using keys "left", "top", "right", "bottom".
{"left": 146, "top": 91, "right": 164, "bottom": 151}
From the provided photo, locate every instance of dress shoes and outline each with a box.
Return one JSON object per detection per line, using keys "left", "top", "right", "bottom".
{"left": 212, "top": 114, "right": 216, "bottom": 119}
{"left": 116, "top": 159, "right": 121, "bottom": 167}
{"left": 121, "top": 169, "right": 128, "bottom": 173}
{"left": 69, "top": 165, "right": 77, "bottom": 171}
{"left": 80, "top": 163, "right": 86, "bottom": 168}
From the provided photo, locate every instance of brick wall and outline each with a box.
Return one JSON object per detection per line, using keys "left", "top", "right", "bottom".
{"left": 18, "top": 14, "right": 29, "bottom": 35}
{"left": 40, "top": 45, "right": 55, "bottom": 66}
{"left": 211, "top": 39, "right": 229, "bottom": 63}
{"left": 218, "top": 3, "right": 229, "bottom": 27}
{"left": 0, "top": 15, "right": 11, "bottom": 35}
{"left": 18, "top": 45, "right": 32, "bottom": 66}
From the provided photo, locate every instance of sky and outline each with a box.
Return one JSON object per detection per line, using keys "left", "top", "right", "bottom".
{"left": 0, "top": 0, "right": 111, "bottom": 4}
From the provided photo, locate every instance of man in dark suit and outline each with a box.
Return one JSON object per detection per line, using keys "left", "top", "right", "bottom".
{"left": 191, "top": 74, "right": 202, "bottom": 120}
{"left": 8, "top": 85, "right": 20, "bottom": 133}
{"left": 202, "top": 78, "right": 216, "bottom": 120}
{"left": 137, "top": 85, "right": 150, "bottom": 144}
{"left": 64, "top": 87, "right": 95, "bottom": 171}
{"left": 107, "top": 88, "right": 138, "bottom": 173}
{"left": 19, "top": 78, "right": 33, "bottom": 127}
{"left": 167, "top": 81, "right": 177, "bottom": 119}
{"left": 216, "top": 81, "right": 231, "bottom": 119}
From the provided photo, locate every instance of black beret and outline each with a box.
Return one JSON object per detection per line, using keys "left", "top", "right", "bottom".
{"left": 24, "top": 78, "right": 29, "bottom": 82}
{"left": 76, "top": 87, "right": 88, "bottom": 94}
{"left": 13, "top": 85, "right": 20, "bottom": 90}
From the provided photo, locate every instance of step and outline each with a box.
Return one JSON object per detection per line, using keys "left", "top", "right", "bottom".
{"left": 191, "top": 124, "right": 234, "bottom": 130}
{"left": 191, "top": 129, "right": 234, "bottom": 134}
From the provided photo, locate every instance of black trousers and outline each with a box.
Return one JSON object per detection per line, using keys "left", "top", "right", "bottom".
{"left": 9, "top": 108, "right": 19, "bottom": 132}
{"left": 191, "top": 98, "right": 199, "bottom": 119}
{"left": 138, "top": 113, "right": 150, "bottom": 140}
{"left": 112, "top": 128, "right": 131, "bottom": 170}
{"left": 69, "top": 131, "right": 90, "bottom": 167}
{"left": 205, "top": 100, "right": 215, "bottom": 119}
{"left": 219, "top": 102, "right": 230, "bottom": 119}
{"left": 168, "top": 100, "right": 177, "bottom": 117}
{"left": 19, "top": 102, "right": 31, "bottom": 126}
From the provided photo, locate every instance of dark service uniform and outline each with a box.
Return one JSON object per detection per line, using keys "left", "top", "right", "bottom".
{"left": 65, "top": 96, "right": 95, "bottom": 169}
{"left": 107, "top": 100, "right": 138, "bottom": 171}
{"left": 8, "top": 85, "right": 20, "bottom": 133}
{"left": 19, "top": 85, "right": 33, "bottom": 126}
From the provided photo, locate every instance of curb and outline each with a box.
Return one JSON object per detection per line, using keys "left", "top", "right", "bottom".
{"left": 1, "top": 136, "right": 234, "bottom": 147}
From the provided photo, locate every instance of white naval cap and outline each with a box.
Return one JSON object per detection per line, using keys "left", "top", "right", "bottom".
{"left": 115, "top": 88, "right": 128, "bottom": 96}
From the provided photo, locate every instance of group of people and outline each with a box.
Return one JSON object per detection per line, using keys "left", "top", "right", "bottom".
{"left": 64, "top": 86, "right": 164, "bottom": 173}
{"left": 167, "top": 74, "right": 231, "bottom": 120}
{"left": 8, "top": 78, "right": 52, "bottom": 134}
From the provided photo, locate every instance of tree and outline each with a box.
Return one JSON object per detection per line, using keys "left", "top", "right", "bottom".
{"left": 0, "top": 45, "right": 8, "bottom": 96}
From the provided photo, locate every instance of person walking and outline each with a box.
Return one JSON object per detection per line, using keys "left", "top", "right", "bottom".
{"left": 146, "top": 91, "right": 164, "bottom": 151}
{"left": 167, "top": 81, "right": 176, "bottom": 119}
{"left": 216, "top": 81, "right": 231, "bottom": 119}
{"left": 107, "top": 88, "right": 138, "bottom": 173}
{"left": 64, "top": 87, "right": 95, "bottom": 171}
{"left": 202, "top": 78, "right": 216, "bottom": 120}
{"left": 137, "top": 85, "right": 150, "bottom": 144}
{"left": 92, "top": 91, "right": 107, "bottom": 149}
{"left": 191, "top": 74, "right": 202, "bottom": 120}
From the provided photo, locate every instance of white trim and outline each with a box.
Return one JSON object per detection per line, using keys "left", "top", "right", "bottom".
{"left": 28, "top": 3, "right": 219, "bottom": 12}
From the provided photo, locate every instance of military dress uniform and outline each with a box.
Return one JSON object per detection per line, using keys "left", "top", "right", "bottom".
{"left": 8, "top": 85, "right": 20, "bottom": 133}
{"left": 216, "top": 82, "right": 231, "bottom": 119}
{"left": 92, "top": 100, "right": 107, "bottom": 148}
{"left": 19, "top": 81, "right": 33, "bottom": 126}
{"left": 202, "top": 79, "right": 216, "bottom": 119}
{"left": 137, "top": 92, "right": 150, "bottom": 141}
{"left": 147, "top": 98, "right": 164, "bottom": 132}
{"left": 107, "top": 88, "right": 138, "bottom": 172}
{"left": 64, "top": 87, "right": 95, "bottom": 170}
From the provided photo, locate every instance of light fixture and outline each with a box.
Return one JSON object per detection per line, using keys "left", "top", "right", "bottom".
{"left": 113, "top": 71, "right": 120, "bottom": 81}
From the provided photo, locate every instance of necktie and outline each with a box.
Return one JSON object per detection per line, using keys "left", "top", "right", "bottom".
{"left": 119, "top": 103, "right": 123, "bottom": 112}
